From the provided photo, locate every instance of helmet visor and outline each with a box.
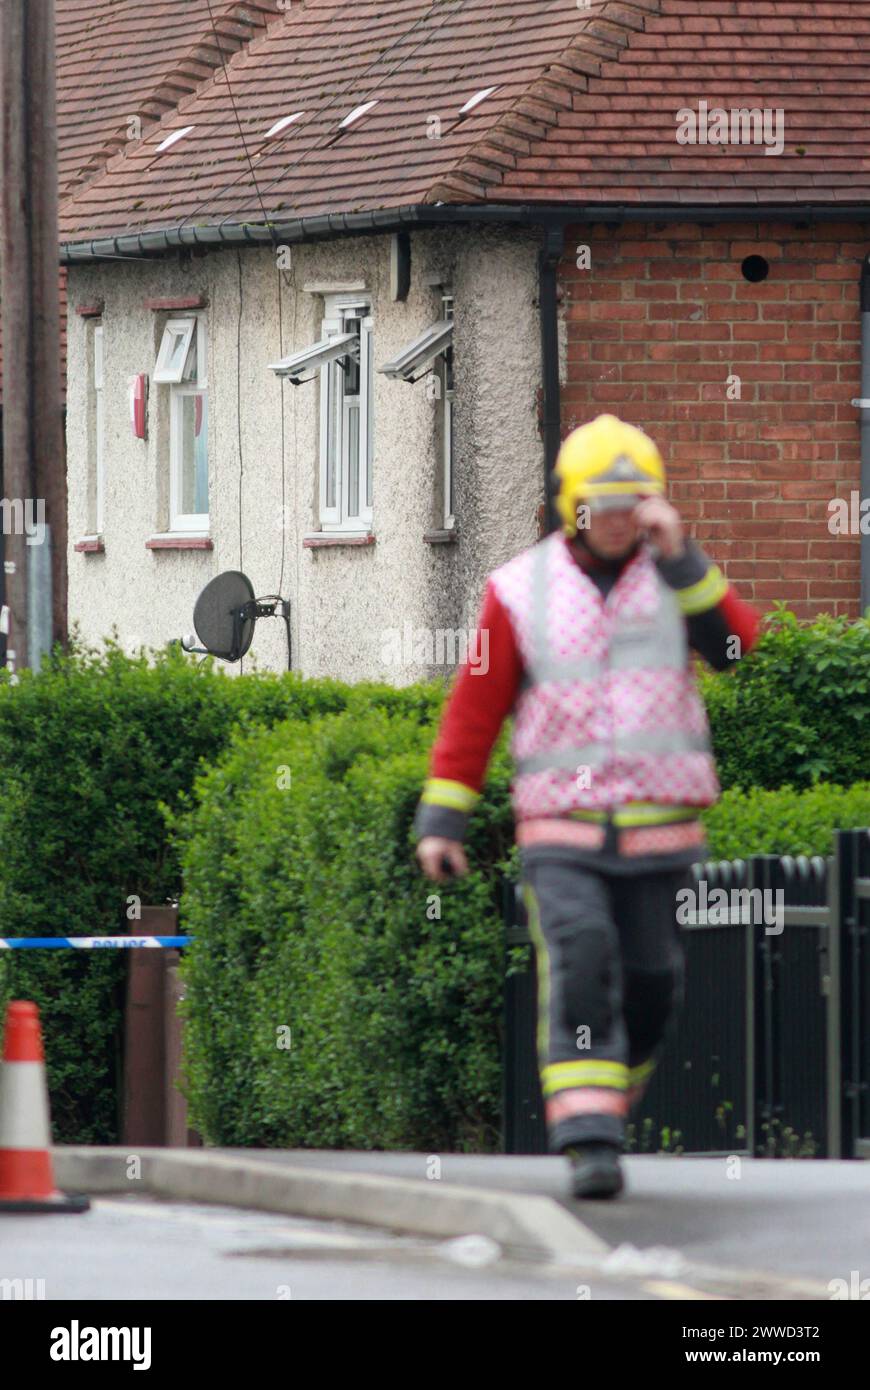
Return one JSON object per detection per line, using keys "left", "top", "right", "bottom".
{"left": 583, "top": 492, "right": 643, "bottom": 515}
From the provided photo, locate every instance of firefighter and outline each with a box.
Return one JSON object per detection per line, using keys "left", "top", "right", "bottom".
{"left": 414, "top": 414, "right": 761, "bottom": 1199}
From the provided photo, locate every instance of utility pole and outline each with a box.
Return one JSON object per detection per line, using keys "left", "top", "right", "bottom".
{"left": 0, "top": 0, "right": 66, "bottom": 674}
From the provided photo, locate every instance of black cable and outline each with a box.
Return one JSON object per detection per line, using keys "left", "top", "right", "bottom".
{"left": 174, "top": 0, "right": 469, "bottom": 237}
{"left": 108, "top": 2, "right": 276, "bottom": 211}
{"left": 277, "top": 262, "right": 286, "bottom": 603}
{"left": 203, "top": 0, "right": 273, "bottom": 235}
{"left": 236, "top": 248, "right": 245, "bottom": 673}
{"left": 217, "top": 0, "right": 471, "bottom": 230}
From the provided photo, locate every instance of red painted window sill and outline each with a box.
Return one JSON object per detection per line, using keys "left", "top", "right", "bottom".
{"left": 303, "top": 533, "right": 375, "bottom": 549}
{"left": 74, "top": 537, "right": 104, "bottom": 553}
{"left": 144, "top": 295, "right": 208, "bottom": 311}
{"left": 146, "top": 535, "right": 213, "bottom": 550}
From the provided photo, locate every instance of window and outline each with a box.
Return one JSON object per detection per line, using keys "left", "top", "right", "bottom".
{"left": 441, "top": 295, "right": 454, "bottom": 529}
{"left": 269, "top": 296, "right": 373, "bottom": 532}
{"left": 93, "top": 324, "right": 105, "bottom": 534}
{"left": 154, "top": 317, "right": 196, "bottom": 384}
{"left": 319, "top": 300, "right": 372, "bottom": 531}
{"left": 155, "top": 315, "right": 208, "bottom": 532}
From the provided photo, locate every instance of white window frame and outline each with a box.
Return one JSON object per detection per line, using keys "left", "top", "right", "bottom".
{"left": 318, "top": 297, "right": 373, "bottom": 532}
{"left": 163, "top": 314, "right": 209, "bottom": 533}
{"left": 93, "top": 324, "right": 105, "bottom": 535}
{"left": 154, "top": 317, "right": 197, "bottom": 384}
{"left": 441, "top": 294, "right": 454, "bottom": 529}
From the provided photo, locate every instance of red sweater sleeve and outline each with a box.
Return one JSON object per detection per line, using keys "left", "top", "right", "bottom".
{"left": 414, "top": 584, "right": 522, "bottom": 840}
{"left": 428, "top": 581, "right": 523, "bottom": 793}
{"left": 719, "top": 586, "right": 763, "bottom": 658}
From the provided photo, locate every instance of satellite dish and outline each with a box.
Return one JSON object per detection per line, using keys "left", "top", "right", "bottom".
{"left": 192, "top": 571, "right": 256, "bottom": 662}
{"left": 182, "top": 571, "right": 292, "bottom": 666}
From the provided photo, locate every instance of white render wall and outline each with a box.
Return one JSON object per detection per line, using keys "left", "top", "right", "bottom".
{"left": 65, "top": 226, "right": 544, "bottom": 683}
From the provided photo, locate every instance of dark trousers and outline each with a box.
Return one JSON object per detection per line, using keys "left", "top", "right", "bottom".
{"left": 521, "top": 854, "right": 689, "bottom": 1151}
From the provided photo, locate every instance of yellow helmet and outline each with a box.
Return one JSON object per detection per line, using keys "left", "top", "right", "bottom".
{"left": 555, "top": 414, "right": 666, "bottom": 536}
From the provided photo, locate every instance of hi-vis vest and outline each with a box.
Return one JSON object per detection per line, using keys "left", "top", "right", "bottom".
{"left": 489, "top": 533, "right": 719, "bottom": 821}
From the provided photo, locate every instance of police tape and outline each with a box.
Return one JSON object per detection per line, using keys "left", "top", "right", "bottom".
{"left": 0, "top": 937, "right": 192, "bottom": 949}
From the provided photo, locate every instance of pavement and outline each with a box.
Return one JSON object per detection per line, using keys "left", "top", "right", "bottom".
{"left": 0, "top": 1196, "right": 656, "bottom": 1300}
{"left": 49, "top": 1147, "right": 870, "bottom": 1301}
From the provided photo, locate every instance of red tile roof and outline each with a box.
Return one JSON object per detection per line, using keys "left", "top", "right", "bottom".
{"left": 58, "top": 0, "right": 870, "bottom": 249}
{"left": 56, "top": 0, "right": 281, "bottom": 197}
{"left": 0, "top": 1, "right": 281, "bottom": 404}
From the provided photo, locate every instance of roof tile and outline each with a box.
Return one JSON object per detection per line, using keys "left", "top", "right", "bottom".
{"left": 57, "top": 0, "right": 870, "bottom": 250}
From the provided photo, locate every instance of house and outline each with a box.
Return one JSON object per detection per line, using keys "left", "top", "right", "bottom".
{"left": 58, "top": 0, "right": 870, "bottom": 681}
{"left": 0, "top": 0, "right": 280, "bottom": 643}
{"left": 2, "top": 0, "right": 280, "bottom": 417}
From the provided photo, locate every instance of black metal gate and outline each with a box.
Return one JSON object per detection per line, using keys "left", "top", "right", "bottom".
{"left": 503, "top": 830, "right": 870, "bottom": 1158}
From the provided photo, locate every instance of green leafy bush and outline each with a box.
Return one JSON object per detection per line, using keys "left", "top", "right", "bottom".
{"left": 702, "top": 607, "right": 870, "bottom": 791}
{"left": 174, "top": 718, "right": 870, "bottom": 1151}
{"left": 171, "top": 707, "right": 514, "bottom": 1150}
{"left": 702, "top": 781, "right": 870, "bottom": 861}
{"left": 4, "top": 605, "right": 870, "bottom": 1149}
{"left": 0, "top": 637, "right": 441, "bottom": 1142}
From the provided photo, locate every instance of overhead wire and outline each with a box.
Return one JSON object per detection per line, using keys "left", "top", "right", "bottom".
{"left": 173, "top": 0, "right": 469, "bottom": 237}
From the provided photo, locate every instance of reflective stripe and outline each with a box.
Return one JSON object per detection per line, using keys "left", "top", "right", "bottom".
{"left": 547, "top": 1089, "right": 628, "bottom": 1122}
{"left": 522, "top": 884, "right": 550, "bottom": 1061}
{"left": 420, "top": 778, "right": 478, "bottom": 812}
{"left": 542, "top": 1060, "right": 628, "bottom": 1096}
{"left": 526, "top": 650, "right": 685, "bottom": 681}
{"left": 530, "top": 532, "right": 551, "bottom": 672}
{"left": 674, "top": 564, "right": 728, "bottom": 616}
{"left": 619, "top": 822, "right": 706, "bottom": 856}
{"left": 629, "top": 1057, "right": 658, "bottom": 1087}
{"left": 571, "top": 802, "right": 702, "bottom": 827}
{"left": 515, "top": 729, "right": 711, "bottom": 777}
{"left": 612, "top": 803, "right": 699, "bottom": 826}
{"left": 516, "top": 819, "right": 606, "bottom": 851}
{"left": 517, "top": 816, "right": 703, "bottom": 851}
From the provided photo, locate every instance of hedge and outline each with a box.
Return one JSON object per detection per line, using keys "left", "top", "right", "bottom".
{"left": 169, "top": 708, "right": 515, "bottom": 1151}
{"left": 0, "top": 636, "right": 441, "bottom": 1143}
{"left": 702, "top": 781, "right": 870, "bottom": 861}
{"left": 700, "top": 606, "right": 870, "bottom": 791}
{"left": 3, "top": 606, "right": 870, "bottom": 1146}
{"left": 173, "top": 694, "right": 870, "bottom": 1150}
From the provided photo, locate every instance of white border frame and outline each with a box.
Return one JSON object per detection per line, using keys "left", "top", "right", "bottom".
{"left": 441, "top": 294, "right": 455, "bottom": 529}
{"left": 154, "top": 316, "right": 197, "bottom": 384}
{"left": 318, "top": 296, "right": 372, "bottom": 533}
{"left": 168, "top": 315, "right": 209, "bottom": 533}
{"left": 93, "top": 324, "right": 105, "bottom": 535}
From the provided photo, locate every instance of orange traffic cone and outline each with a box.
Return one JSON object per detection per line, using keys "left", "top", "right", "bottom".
{"left": 0, "top": 1001, "right": 89, "bottom": 1213}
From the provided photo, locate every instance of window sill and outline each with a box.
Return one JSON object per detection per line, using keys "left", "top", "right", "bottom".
{"left": 303, "top": 532, "right": 375, "bottom": 549}
{"left": 146, "top": 534, "right": 213, "bottom": 550}
{"left": 74, "top": 536, "right": 105, "bottom": 554}
{"left": 424, "top": 528, "right": 458, "bottom": 545}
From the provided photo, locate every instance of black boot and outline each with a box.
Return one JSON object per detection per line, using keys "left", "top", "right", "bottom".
{"left": 563, "top": 1141, "right": 624, "bottom": 1200}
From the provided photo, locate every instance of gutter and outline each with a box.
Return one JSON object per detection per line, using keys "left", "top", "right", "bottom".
{"left": 538, "top": 222, "right": 566, "bottom": 535}
{"left": 58, "top": 201, "right": 870, "bottom": 266}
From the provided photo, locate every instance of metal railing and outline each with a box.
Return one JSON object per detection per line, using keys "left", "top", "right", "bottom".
{"left": 503, "top": 829, "right": 870, "bottom": 1158}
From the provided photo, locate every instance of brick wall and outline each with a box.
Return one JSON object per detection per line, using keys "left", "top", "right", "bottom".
{"left": 558, "top": 221, "right": 865, "bottom": 619}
